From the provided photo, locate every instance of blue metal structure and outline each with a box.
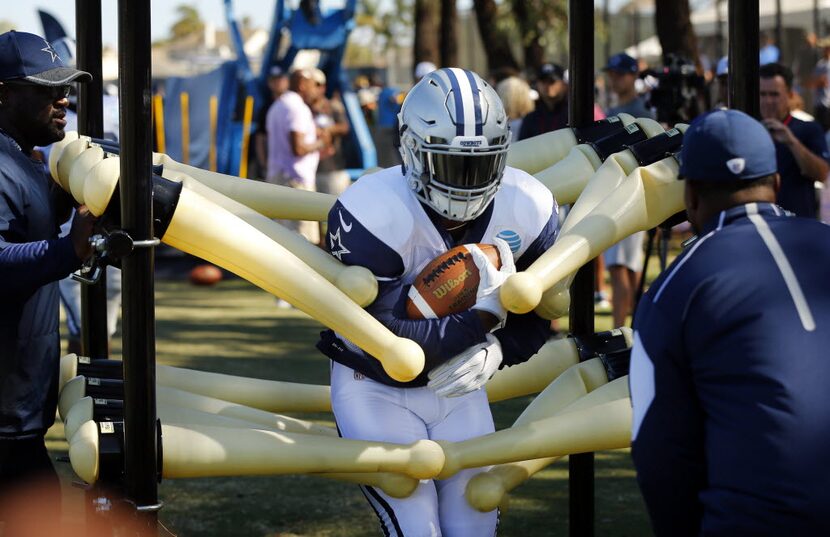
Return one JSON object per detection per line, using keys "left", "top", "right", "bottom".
{"left": 230, "top": 0, "right": 377, "bottom": 177}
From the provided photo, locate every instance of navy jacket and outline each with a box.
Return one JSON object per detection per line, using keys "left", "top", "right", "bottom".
{"left": 630, "top": 203, "right": 830, "bottom": 536}
{"left": 0, "top": 132, "right": 80, "bottom": 438}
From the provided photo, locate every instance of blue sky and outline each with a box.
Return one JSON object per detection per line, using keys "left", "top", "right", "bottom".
{"left": 4, "top": 0, "right": 633, "bottom": 48}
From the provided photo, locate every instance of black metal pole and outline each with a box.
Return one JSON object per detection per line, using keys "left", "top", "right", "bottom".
{"left": 75, "top": 0, "right": 110, "bottom": 360}
{"left": 118, "top": 0, "right": 159, "bottom": 528}
{"left": 728, "top": 0, "right": 760, "bottom": 118}
{"left": 568, "top": 1, "right": 595, "bottom": 536}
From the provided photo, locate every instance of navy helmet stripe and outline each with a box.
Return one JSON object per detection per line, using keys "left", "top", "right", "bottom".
{"left": 444, "top": 68, "right": 466, "bottom": 136}
{"left": 463, "top": 69, "right": 484, "bottom": 136}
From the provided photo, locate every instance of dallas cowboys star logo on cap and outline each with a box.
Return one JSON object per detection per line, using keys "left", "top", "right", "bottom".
{"left": 41, "top": 40, "right": 60, "bottom": 63}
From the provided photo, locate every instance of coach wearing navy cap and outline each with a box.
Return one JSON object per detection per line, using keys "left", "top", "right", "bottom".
{"left": 0, "top": 30, "right": 96, "bottom": 524}
{"left": 631, "top": 109, "right": 830, "bottom": 536}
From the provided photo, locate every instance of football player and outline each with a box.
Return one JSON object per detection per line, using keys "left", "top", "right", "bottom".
{"left": 317, "top": 68, "right": 559, "bottom": 536}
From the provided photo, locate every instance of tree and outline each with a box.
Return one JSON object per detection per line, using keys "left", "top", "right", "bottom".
{"left": 414, "top": 0, "right": 440, "bottom": 66}
{"left": 354, "top": 0, "right": 413, "bottom": 56}
{"left": 170, "top": 4, "right": 205, "bottom": 42}
{"left": 471, "top": 0, "right": 568, "bottom": 74}
{"left": 654, "top": 0, "right": 701, "bottom": 67}
{"left": 511, "top": 0, "right": 567, "bottom": 72}
{"left": 440, "top": 0, "right": 458, "bottom": 67}
{"left": 472, "top": 0, "right": 520, "bottom": 72}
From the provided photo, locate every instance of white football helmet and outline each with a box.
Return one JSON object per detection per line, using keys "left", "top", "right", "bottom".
{"left": 398, "top": 68, "right": 510, "bottom": 222}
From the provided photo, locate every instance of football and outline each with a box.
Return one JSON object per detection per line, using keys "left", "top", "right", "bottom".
{"left": 189, "top": 264, "right": 223, "bottom": 286}
{"left": 406, "top": 243, "right": 501, "bottom": 319}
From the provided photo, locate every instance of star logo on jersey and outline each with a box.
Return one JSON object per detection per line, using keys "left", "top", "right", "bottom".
{"left": 338, "top": 210, "right": 353, "bottom": 233}
{"left": 41, "top": 41, "right": 60, "bottom": 63}
{"left": 329, "top": 227, "right": 351, "bottom": 260}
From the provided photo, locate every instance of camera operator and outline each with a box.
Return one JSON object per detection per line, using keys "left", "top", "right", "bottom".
{"left": 760, "top": 63, "right": 830, "bottom": 219}
{"left": 643, "top": 54, "right": 707, "bottom": 126}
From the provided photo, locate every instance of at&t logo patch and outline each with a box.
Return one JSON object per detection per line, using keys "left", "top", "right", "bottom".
{"left": 496, "top": 230, "right": 521, "bottom": 254}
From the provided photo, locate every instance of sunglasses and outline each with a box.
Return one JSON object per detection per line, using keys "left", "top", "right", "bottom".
{"left": 3, "top": 81, "right": 71, "bottom": 100}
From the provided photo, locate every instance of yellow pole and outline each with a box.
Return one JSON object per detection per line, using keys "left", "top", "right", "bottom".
{"left": 239, "top": 95, "right": 254, "bottom": 179}
{"left": 209, "top": 95, "right": 218, "bottom": 172}
{"left": 153, "top": 94, "right": 166, "bottom": 154}
{"left": 180, "top": 91, "right": 190, "bottom": 165}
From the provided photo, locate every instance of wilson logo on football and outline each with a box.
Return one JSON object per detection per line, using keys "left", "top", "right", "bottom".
{"left": 433, "top": 269, "right": 472, "bottom": 299}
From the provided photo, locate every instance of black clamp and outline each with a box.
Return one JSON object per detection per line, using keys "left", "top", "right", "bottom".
{"left": 570, "top": 328, "right": 632, "bottom": 362}
{"left": 95, "top": 418, "right": 164, "bottom": 488}
{"left": 75, "top": 355, "right": 124, "bottom": 381}
{"left": 598, "top": 348, "right": 632, "bottom": 382}
{"left": 572, "top": 115, "right": 629, "bottom": 145}
{"left": 627, "top": 127, "right": 685, "bottom": 166}
{"left": 72, "top": 229, "right": 160, "bottom": 285}
{"left": 588, "top": 122, "right": 648, "bottom": 162}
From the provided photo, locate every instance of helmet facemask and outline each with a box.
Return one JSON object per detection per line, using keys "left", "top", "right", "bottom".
{"left": 405, "top": 132, "right": 509, "bottom": 221}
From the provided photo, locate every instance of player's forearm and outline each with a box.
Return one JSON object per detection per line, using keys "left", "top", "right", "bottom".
{"left": 376, "top": 310, "right": 489, "bottom": 370}
{"left": 493, "top": 311, "right": 553, "bottom": 367}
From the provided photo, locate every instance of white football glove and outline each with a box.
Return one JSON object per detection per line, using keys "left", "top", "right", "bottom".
{"left": 469, "top": 238, "right": 516, "bottom": 326}
{"left": 427, "top": 333, "right": 503, "bottom": 398}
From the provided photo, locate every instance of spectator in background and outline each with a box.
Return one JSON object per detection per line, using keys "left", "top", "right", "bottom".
{"left": 790, "top": 92, "right": 816, "bottom": 122}
{"left": 604, "top": 53, "right": 652, "bottom": 118}
{"left": 414, "top": 61, "right": 437, "bottom": 83}
{"left": 376, "top": 80, "right": 404, "bottom": 168}
{"left": 713, "top": 56, "right": 729, "bottom": 109}
{"left": 518, "top": 62, "right": 569, "bottom": 140}
{"left": 496, "top": 76, "right": 534, "bottom": 142}
{"left": 266, "top": 67, "right": 329, "bottom": 244}
{"left": 254, "top": 66, "right": 289, "bottom": 180}
{"left": 309, "top": 68, "right": 351, "bottom": 239}
{"left": 759, "top": 32, "right": 781, "bottom": 65}
{"left": 760, "top": 63, "right": 830, "bottom": 219}
{"left": 602, "top": 52, "right": 654, "bottom": 327}
{"left": 355, "top": 74, "right": 377, "bottom": 125}
{"left": 812, "top": 38, "right": 830, "bottom": 130}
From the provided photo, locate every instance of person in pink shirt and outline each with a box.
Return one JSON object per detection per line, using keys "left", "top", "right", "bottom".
{"left": 266, "top": 68, "right": 330, "bottom": 244}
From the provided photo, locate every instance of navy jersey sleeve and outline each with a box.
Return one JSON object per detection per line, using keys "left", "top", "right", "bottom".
{"left": 799, "top": 119, "right": 830, "bottom": 165}
{"left": 630, "top": 279, "right": 706, "bottom": 536}
{"left": 0, "top": 179, "right": 80, "bottom": 300}
{"left": 493, "top": 206, "right": 558, "bottom": 367}
{"left": 326, "top": 201, "right": 488, "bottom": 369}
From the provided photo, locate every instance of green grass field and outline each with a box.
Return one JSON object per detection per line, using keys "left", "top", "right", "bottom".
{"left": 50, "top": 272, "right": 659, "bottom": 536}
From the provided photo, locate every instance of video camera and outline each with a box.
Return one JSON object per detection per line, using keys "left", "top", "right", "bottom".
{"left": 642, "top": 54, "right": 707, "bottom": 124}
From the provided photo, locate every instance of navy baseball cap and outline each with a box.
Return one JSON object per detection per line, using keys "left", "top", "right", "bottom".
{"left": 0, "top": 31, "right": 91, "bottom": 86}
{"left": 537, "top": 63, "right": 565, "bottom": 82}
{"left": 603, "top": 53, "right": 639, "bottom": 74}
{"left": 679, "top": 109, "right": 777, "bottom": 182}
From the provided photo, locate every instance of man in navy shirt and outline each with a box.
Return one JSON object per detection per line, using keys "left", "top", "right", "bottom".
{"left": 630, "top": 109, "right": 830, "bottom": 536}
{"left": 760, "top": 62, "right": 829, "bottom": 218}
{"left": 0, "top": 31, "right": 95, "bottom": 512}
{"left": 518, "top": 63, "right": 569, "bottom": 141}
